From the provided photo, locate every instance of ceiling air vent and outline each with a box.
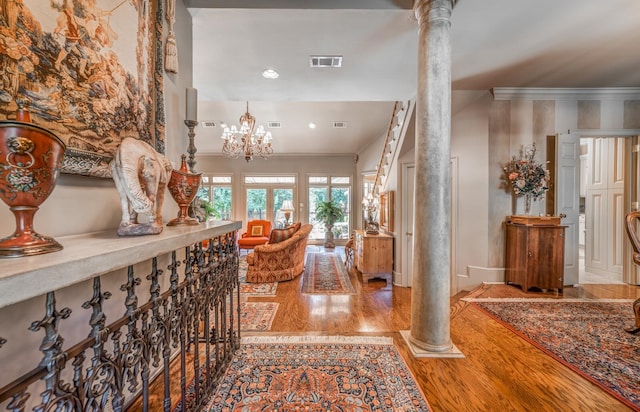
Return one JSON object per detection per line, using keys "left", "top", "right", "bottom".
{"left": 201, "top": 121, "right": 216, "bottom": 128}
{"left": 309, "top": 55, "right": 342, "bottom": 68}
{"left": 267, "top": 121, "right": 281, "bottom": 128}
{"left": 333, "top": 121, "right": 347, "bottom": 129}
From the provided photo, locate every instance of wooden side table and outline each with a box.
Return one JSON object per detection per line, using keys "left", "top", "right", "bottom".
{"left": 505, "top": 217, "right": 566, "bottom": 292}
{"left": 354, "top": 230, "right": 394, "bottom": 286}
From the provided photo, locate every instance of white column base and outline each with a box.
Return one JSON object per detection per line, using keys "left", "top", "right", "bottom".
{"left": 400, "top": 330, "right": 465, "bottom": 358}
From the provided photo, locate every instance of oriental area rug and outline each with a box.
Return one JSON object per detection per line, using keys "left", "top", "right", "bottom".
{"left": 472, "top": 300, "right": 640, "bottom": 411}
{"left": 238, "top": 302, "right": 279, "bottom": 331}
{"left": 204, "top": 335, "right": 431, "bottom": 411}
{"left": 301, "top": 253, "right": 356, "bottom": 295}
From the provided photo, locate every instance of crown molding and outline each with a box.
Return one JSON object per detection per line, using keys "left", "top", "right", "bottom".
{"left": 491, "top": 87, "right": 640, "bottom": 101}
{"left": 569, "top": 129, "right": 640, "bottom": 137}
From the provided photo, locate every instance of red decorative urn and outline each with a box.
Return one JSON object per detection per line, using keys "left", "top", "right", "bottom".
{"left": 167, "top": 154, "right": 202, "bottom": 226}
{"left": 0, "top": 107, "right": 66, "bottom": 257}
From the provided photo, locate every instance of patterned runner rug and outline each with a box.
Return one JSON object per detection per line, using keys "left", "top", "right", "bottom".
{"left": 473, "top": 300, "right": 640, "bottom": 411}
{"left": 301, "top": 253, "right": 356, "bottom": 295}
{"left": 238, "top": 255, "right": 278, "bottom": 297}
{"left": 205, "top": 335, "right": 431, "bottom": 411}
{"left": 238, "top": 302, "right": 279, "bottom": 331}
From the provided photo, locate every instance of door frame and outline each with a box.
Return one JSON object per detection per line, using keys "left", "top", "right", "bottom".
{"left": 549, "top": 134, "right": 580, "bottom": 286}
{"left": 558, "top": 131, "right": 640, "bottom": 285}
{"left": 401, "top": 162, "right": 414, "bottom": 287}
{"left": 241, "top": 174, "right": 298, "bottom": 229}
{"left": 401, "top": 158, "right": 458, "bottom": 294}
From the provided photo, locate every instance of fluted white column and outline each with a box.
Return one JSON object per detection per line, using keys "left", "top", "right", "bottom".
{"left": 408, "top": 0, "right": 455, "bottom": 354}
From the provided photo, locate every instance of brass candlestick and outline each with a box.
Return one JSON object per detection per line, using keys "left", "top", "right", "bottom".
{"left": 184, "top": 119, "right": 198, "bottom": 172}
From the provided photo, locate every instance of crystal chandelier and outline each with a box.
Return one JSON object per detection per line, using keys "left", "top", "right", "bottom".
{"left": 220, "top": 102, "right": 273, "bottom": 162}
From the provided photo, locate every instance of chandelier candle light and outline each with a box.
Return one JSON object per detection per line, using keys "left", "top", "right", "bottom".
{"left": 221, "top": 102, "right": 273, "bottom": 162}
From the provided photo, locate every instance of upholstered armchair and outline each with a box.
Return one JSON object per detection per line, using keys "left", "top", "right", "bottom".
{"left": 237, "top": 220, "right": 272, "bottom": 252}
{"left": 245, "top": 224, "right": 312, "bottom": 283}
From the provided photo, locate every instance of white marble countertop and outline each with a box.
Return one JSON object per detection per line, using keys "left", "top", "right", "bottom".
{"left": 0, "top": 221, "right": 242, "bottom": 309}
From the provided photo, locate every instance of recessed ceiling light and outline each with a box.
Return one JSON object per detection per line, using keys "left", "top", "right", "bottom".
{"left": 262, "top": 69, "right": 279, "bottom": 79}
{"left": 308, "top": 122, "right": 316, "bottom": 129}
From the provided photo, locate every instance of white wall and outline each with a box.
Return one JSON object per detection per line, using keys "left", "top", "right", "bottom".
{"left": 385, "top": 90, "right": 640, "bottom": 292}
{"left": 486, "top": 90, "right": 640, "bottom": 289}
{"left": 450, "top": 92, "right": 492, "bottom": 291}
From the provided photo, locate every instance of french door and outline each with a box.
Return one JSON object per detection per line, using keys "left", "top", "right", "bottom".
{"left": 245, "top": 187, "right": 295, "bottom": 229}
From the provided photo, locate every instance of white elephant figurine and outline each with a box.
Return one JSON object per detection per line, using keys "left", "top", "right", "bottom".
{"left": 110, "top": 138, "right": 173, "bottom": 236}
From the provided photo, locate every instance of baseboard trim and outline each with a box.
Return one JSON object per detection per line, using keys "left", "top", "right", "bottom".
{"left": 466, "top": 265, "right": 505, "bottom": 283}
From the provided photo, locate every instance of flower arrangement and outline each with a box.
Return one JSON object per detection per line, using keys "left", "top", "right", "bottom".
{"left": 503, "top": 143, "right": 550, "bottom": 204}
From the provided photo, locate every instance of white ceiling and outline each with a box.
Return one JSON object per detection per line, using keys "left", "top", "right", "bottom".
{"left": 188, "top": 0, "right": 640, "bottom": 156}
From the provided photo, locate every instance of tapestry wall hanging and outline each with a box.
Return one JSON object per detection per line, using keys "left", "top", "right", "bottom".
{"left": 0, "top": 0, "right": 165, "bottom": 178}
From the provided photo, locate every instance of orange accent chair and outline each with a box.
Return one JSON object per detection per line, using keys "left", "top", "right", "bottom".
{"left": 237, "top": 220, "right": 272, "bottom": 252}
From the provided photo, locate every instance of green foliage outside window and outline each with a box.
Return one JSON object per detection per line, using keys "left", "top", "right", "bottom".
{"left": 212, "top": 187, "right": 231, "bottom": 220}
{"left": 198, "top": 186, "right": 232, "bottom": 220}
{"left": 247, "top": 189, "right": 267, "bottom": 220}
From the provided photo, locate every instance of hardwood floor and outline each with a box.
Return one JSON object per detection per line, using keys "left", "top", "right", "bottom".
{"left": 255, "top": 247, "right": 639, "bottom": 412}
{"left": 135, "top": 246, "right": 640, "bottom": 411}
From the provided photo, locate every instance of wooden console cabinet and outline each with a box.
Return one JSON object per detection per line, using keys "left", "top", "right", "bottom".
{"left": 354, "top": 230, "right": 393, "bottom": 286}
{"left": 505, "top": 220, "right": 566, "bottom": 292}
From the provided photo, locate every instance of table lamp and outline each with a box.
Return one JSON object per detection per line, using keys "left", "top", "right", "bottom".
{"left": 281, "top": 200, "right": 295, "bottom": 226}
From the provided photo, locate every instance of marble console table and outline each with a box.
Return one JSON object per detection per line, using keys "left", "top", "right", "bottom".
{"left": 0, "top": 221, "right": 241, "bottom": 309}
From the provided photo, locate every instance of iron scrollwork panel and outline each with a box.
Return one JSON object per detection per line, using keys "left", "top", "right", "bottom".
{"left": 0, "top": 231, "right": 240, "bottom": 412}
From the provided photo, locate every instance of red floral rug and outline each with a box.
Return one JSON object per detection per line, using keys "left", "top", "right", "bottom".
{"left": 301, "top": 253, "right": 356, "bottom": 295}
{"left": 205, "top": 335, "right": 431, "bottom": 411}
{"left": 473, "top": 300, "right": 640, "bottom": 411}
{"left": 238, "top": 302, "right": 279, "bottom": 331}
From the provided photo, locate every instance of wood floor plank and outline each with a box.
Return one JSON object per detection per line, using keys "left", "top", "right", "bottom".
{"left": 130, "top": 248, "right": 639, "bottom": 411}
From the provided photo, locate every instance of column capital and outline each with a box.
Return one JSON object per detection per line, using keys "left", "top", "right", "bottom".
{"left": 413, "top": 0, "right": 455, "bottom": 26}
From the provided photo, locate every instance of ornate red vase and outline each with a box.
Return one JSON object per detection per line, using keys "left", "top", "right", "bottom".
{"left": 0, "top": 111, "right": 66, "bottom": 257}
{"left": 167, "top": 154, "right": 202, "bottom": 226}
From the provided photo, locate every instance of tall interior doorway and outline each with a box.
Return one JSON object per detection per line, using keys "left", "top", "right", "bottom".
{"left": 579, "top": 136, "right": 639, "bottom": 285}
{"left": 555, "top": 135, "right": 639, "bottom": 286}
{"left": 400, "top": 159, "right": 458, "bottom": 293}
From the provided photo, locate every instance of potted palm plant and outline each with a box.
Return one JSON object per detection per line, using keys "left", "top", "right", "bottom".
{"left": 315, "top": 200, "right": 344, "bottom": 248}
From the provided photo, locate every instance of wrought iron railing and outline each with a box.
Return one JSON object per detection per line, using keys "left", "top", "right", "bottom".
{"left": 0, "top": 226, "right": 240, "bottom": 412}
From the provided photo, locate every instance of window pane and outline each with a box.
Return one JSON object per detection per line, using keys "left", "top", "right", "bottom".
{"left": 211, "top": 176, "right": 232, "bottom": 184}
{"left": 309, "top": 176, "right": 327, "bottom": 184}
{"left": 331, "top": 176, "right": 350, "bottom": 185}
{"left": 201, "top": 176, "right": 210, "bottom": 184}
{"left": 245, "top": 176, "right": 295, "bottom": 184}
{"left": 308, "top": 187, "right": 328, "bottom": 240}
{"left": 196, "top": 186, "right": 210, "bottom": 202}
{"left": 273, "top": 188, "right": 294, "bottom": 228}
{"left": 212, "top": 187, "right": 232, "bottom": 220}
{"left": 331, "top": 187, "right": 350, "bottom": 240}
{"left": 246, "top": 189, "right": 267, "bottom": 221}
